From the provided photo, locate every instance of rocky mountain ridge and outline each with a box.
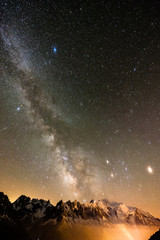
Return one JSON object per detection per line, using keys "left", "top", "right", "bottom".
{"left": 0, "top": 192, "right": 160, "bottom": 227}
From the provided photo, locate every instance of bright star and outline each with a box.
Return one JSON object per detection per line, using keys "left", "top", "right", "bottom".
{"left": 16, "top": 107, "right": 21, "bottom": 111}
{"left": 52, "top": 46, "right": 57, "bottom": 54}
{"left": 111, "top": 173, "right": 114, "bottom": 178}
{"left": 147, "top": 166, "right": 153, "bottom": 174}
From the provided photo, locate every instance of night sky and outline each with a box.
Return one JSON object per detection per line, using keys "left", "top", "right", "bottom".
{"left": 0, "top": 0, "right": 160, "bottom": 217}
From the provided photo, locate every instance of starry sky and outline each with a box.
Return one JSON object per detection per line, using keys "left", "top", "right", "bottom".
{"left": 0, "top": 0, "right": 160, "bottom": 217}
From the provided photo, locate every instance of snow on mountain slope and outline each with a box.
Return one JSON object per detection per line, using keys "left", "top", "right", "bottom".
{"left": 96, "top": 199, "right": 160, "bottom": 226}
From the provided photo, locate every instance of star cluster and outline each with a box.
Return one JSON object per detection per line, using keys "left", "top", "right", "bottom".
{"left": 0, "top": 0, "right": 160, "bottom": 217}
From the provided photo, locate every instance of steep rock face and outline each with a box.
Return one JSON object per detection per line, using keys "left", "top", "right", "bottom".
{"left": 0, "top": 192, "right": 13, "bottom": 216}
{"left": 149, "top": 229, "right": 160, "bottom": 239}
{"left": 13, "top": 195, "right": 55, "bottom": 224}
{"left": 56, "top": 199, "right": 110, "bottom": 224}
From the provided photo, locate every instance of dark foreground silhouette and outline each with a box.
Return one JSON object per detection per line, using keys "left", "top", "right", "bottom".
{"left": 0, "top": 217, "right": 32, "bottom": 240}
{"left": 149, "top": 229, "right": 160, "bottom": 240}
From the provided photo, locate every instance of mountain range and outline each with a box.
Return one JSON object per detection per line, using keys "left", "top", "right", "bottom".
{"left": 0, "top": 192, "right": 160, "bottom": 240}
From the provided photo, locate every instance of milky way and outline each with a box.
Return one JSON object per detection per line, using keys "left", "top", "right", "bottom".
{"left": 0, "top": 24, "right": 101, "bottom": 200}
{"left": 0, "top": 0, "right": 160, "bottom": 217}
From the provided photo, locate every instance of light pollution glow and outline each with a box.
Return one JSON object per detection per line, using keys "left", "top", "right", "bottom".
{"left": 39, "top": 223, "right": 158, "bottom": 240}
